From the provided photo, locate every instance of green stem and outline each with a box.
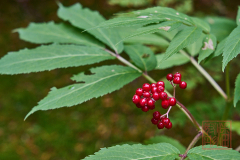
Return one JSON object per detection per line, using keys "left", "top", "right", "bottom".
{"left": 179, "top": 50, "right": 228, "bottom": 100}
{"left": 222, "top": 63, "right": 231, "bottom": 120}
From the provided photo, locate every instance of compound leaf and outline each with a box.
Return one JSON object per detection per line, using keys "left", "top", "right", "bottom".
{"left": 191, "top": 17, "right": 210, "bottom": 33}
{"left": 156, "top": 53, "right": 189, "bottom": 69}
{"left": 83, "top": 143, "right": 180, "bottom": 160}
{"left": 213, "top": 38, "right": 227, "bottom": 57}
{"left": 162, "top": 26, "right": 202, "bottom": 62}
{"left": 188, "top": 145, "right": 240, "bottom": 159}
{"left": 15, "top": 22, "right": 103, "bottom": 47}
{"left": 0, "top": 44, "right": 114, "bottom": 74}
{"left": 198, "top": 34, "right": 217, "bottom": 63}
{"left": 222, "top": 25, "right": 240, "bottom": 71}
{"left": 25, "top": 65, "right": 141, "bottom": 119}
{"left": 124, "top": 44, "right": 157, "bottom": 71}
{"left": 234, "top": 73, "right": 240, "bottom": 107}
{"left": 185, "top": 33, "right": 204, "bottom": 56}
{"left": 57, "top": 3, "right": 123, "bottom": 53}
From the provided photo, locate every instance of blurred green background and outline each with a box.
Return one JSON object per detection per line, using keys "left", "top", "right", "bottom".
{"left": 1, "top": 0, "right": 240, "bottom": 159}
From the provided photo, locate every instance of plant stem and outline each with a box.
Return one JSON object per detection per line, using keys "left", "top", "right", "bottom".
{"left": 180, "top": 132, "right": 203, "bottom": 160}
{"left": 222, "top": 63, "right": 231, "bottom": 120}
{"left": 179, "top": 50, "right": 228, "bottom": 100}
{"left": 236, "top": 145, "right": 240, "bottom": 152}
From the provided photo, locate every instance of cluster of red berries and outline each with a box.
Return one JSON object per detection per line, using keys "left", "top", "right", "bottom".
{"left": 166, "top": 72, "right": 187, "bottom": 89}
{"left": 151, "top": 111, "right": 172, "bottom": 129}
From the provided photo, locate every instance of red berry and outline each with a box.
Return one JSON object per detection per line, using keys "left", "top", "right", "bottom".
{"left": 159, "top": 92, "right": 167, "bottom": 100}
{"left": 157, "top": 122, "right": 164, "bottom": 129}
{"left": 179, "top": 81, "right": 187, "bottom": 89}
{"left": 157, "top": 86, "right": 164, "bottom": 92}
{"left": 132, "top": 95, "right": 140, "bottom": 104}
{"left": 168, "top": 97, "right": 176, "bottom": 106}
{"left": 142, "top": 83, "right": 151, "bottom": 91}
{"left": 147, "top": 99, "right": 155, "bottom": 107}
{"left": 136, "top": 103, "right": 142, "bottom": 108}
{"left": 136, "top": 88, "right": 143, "bottom": 96}
{"left": 174, "top": 72, "right": 181, "bottom": 78}
{"left": 165, "top": 122, "right": 172, "bottom": 129}
{"left": 143, "top": 91, "right": 151, "bottom": 98}
{"left": 161, "top": 100, "right": 169, "bottom": 109}
{"left": 151, "top": 118, "right": 158, "bottom": 125}
{"left": 141, "top": 105, "right": 149, "bottom": 112}
{"left": 173, "top": 77, "right": 181, "bottom": 84}
{"left": 152, "top": 92, "right": 160, "bottom": 100}
{"left": 151, "top": 87, "right": 158, "bottom": 93}
{"left": 148, "top": 104, "right": 155, "bottom": 110}
{"left": 162, "top": 118, "right": 170, "bottom": 126}
{"left": 139, "top": 98, "right": 147, "bottom": 107}
{"left": 153, "top": 111, "right": 161, "bottom": 120}
{"left": 151, "top": 83, "right": 157, "bottom": 88}
{"left": 166, "top": 73, "right": 173, "bottom": 81}
{"left": 156, "top": 81, "right": 165, "bottom": 87}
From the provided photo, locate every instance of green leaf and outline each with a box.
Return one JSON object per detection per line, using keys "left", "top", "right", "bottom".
{"left": 191, "top": 17, "right": 211, "bottom": 33}
{"left": 124, "top": 44, "right": 157, "bottom": 71}
{"left": 83, "top": 143, "right": 180, "bottom": 160}
{"left": 222, "top": 26, "right": 240, "bottom": 71}
{"left": 162, "top": 26, "right": 202, "bottom": 62}
{"left": 205, "top": 17, "right": 236, "bottom": 41}
{"left": 229, "top": 121, "right": 240, "bottom": 135}
{"left": 108, "top": 0, "right": 151, "bottom": 7}
{"left": 124, "top": 34, "right": 169, "bottom": 48}
{"left": 0, "top": 44, "right": 114, "bottom": 74}
{"left": 15, "top": 22, "right": 103, "bottom": 47}
{"left": 57, "top": 3, "right": 123, "bottom": 53}
{"left": 188, "top": 145, "right": 240, "bottom": 159}
{"left": 212, "top": 38, "right": 227, "bottom": 58}
{"left": 144, "top": 136, "right": 186, "bottom": 153}
{"left": 120, "top": 21, "right": 182, "bottom": 43}
{"left": 198, "top": 34, "right": 217, "bottom": 63}
{"left": 25, "top": 65, "right": 141, "bottom": 119}
{"left": 156, "top": 53, "right": 189, "bottom": 69}
{"left": 185, "top": 33, "right": 204, "bottom": 56}
{"left": 237, "top": 6, "right": 240, "bottom": 25}
{"left": 234, "top": 73, "right": 240, "bottom": 107}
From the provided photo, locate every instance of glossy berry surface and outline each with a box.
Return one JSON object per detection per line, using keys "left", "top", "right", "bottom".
{"left": 142, "top": 83, "right": 151, "bottom": 91}
{"left": 166, "top": 74, "right": 173, "bottom": 81}
{"left": 151, "top": 87, "right": 158, "bottom": 93}
{"left": 173, "top": 77, "right": 181, "bottom": 84}
{"left": 174, "top": 72, "right": 181, "bottom": 78}
{"left": 156, "top": 81, "right": 165, "bottom": 87}
{"left": 179, "top": 81, "right": 187, "bottom": 89}
{"left": 141, "top": 105, "right": 149, "bottom": 112}
{"left": 165, "top": 122, "right": 172, "bottom": 129}
{"left": 139, "top": 98, "right": 147, "bottom": 107}
{"left": 132, "top": 95, "right": 140, "bottom": 104}
{"left": 157, "top": 86, "right": 164, "bottom": 92}
{"left": 148, "top": 104, "right": 155, "bottom": 110}
{"left": 161, "top": 100, "right": 169, "bottom": 109}
{"left": 157, "top": 122, "right": 164, "bottom": 129}
{"left": 168, "top": 97, "right": 176, "bottom": 106}
{"left": 152, "top": 92, "right": 160, "bottom": 100}
{"left": 143, "top": 92, "right": 151, "bottom": 98}
{"left": 159, "top": 92, "right": 167, "bottom": 100}
{"left": 151, "top": 118, "right": 158, "bottom": 125}
{"left": 151, "top": 83, "right": 157, "bottom": 88}
{"left": 135, "top": 88, "right": 143, "bottom": 96}
{"left": 153, "top": 111, "right": 161, "bottom": 120}
{"left": 162, "top": 118, "right": 170, "bottom": 126}
{"left": 147, "top": 99, "right": 155, "bottom": 107}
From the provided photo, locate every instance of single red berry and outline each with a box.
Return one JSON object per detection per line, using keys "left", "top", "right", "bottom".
{"left": 166, "top": 73, "right": 173, "bottom": 81}
{"left": 136, "top": 88, "right": 143, "bottom": 96}
{"left": 152, "top": 92, "right": 160, "bottom": 100}
{"left": 132, "top": 95, "right": 140, "bottom": 104}
{"left": 153, "top": 111, "right": 161, "bottom": 120}
{"left": 162, "top": 118, "right": 170, "bottom": 126}
{"left": 151, "top": 118, "right": 158, "bottom": 125}
{"left": 168, "top": 97, "right": 176, "bottom": 106}
{"left": 142, "top": 83, "right": 151, "bottom": 91}
{"left": 136, "top": 103, "right": 142, "bottom": 108}
{"left": 143, "top": 91, "right": 151, "bottom": 98}
{"left": 148, "top": 104, "right": 155, "bottom": 110}
{"left": 151, "top": 87, "right": 158, "bottom": 93}
{"left": 159, "top": 92, "right": 167, "bottom": 100}
{"left": 157, "top": 86, "right": 164, "bottom": 92}
{"left": 139, "top": 98, "right": 147, "bottom": 107}
{"left": 165, "top": 122, "right": 172, "bottom": 129}
{"left": 151, "top": 83, "right": 157, "bottom": 88}
{"left": 141, "top": 105, "right": 149, "bottom": 112}
{"left": 173, "top": 77, "right": 181, "bottom": 84}
{"left": 147, "top": 99, "right": 155, "bottom": 107}
{"left": 157, "top": 122, "right": 164, "bottom": 129}
{"left": 156, "top": 81, "right": 165, "bottom": 87}
{"left": 174, "top": 72, "right": 181, "bottom": 78}
{"left": 161, "top": 100, "right": 169, "bottom": 109}
{"left": 179, "top": 81, "right": 187, "bottom": 89}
